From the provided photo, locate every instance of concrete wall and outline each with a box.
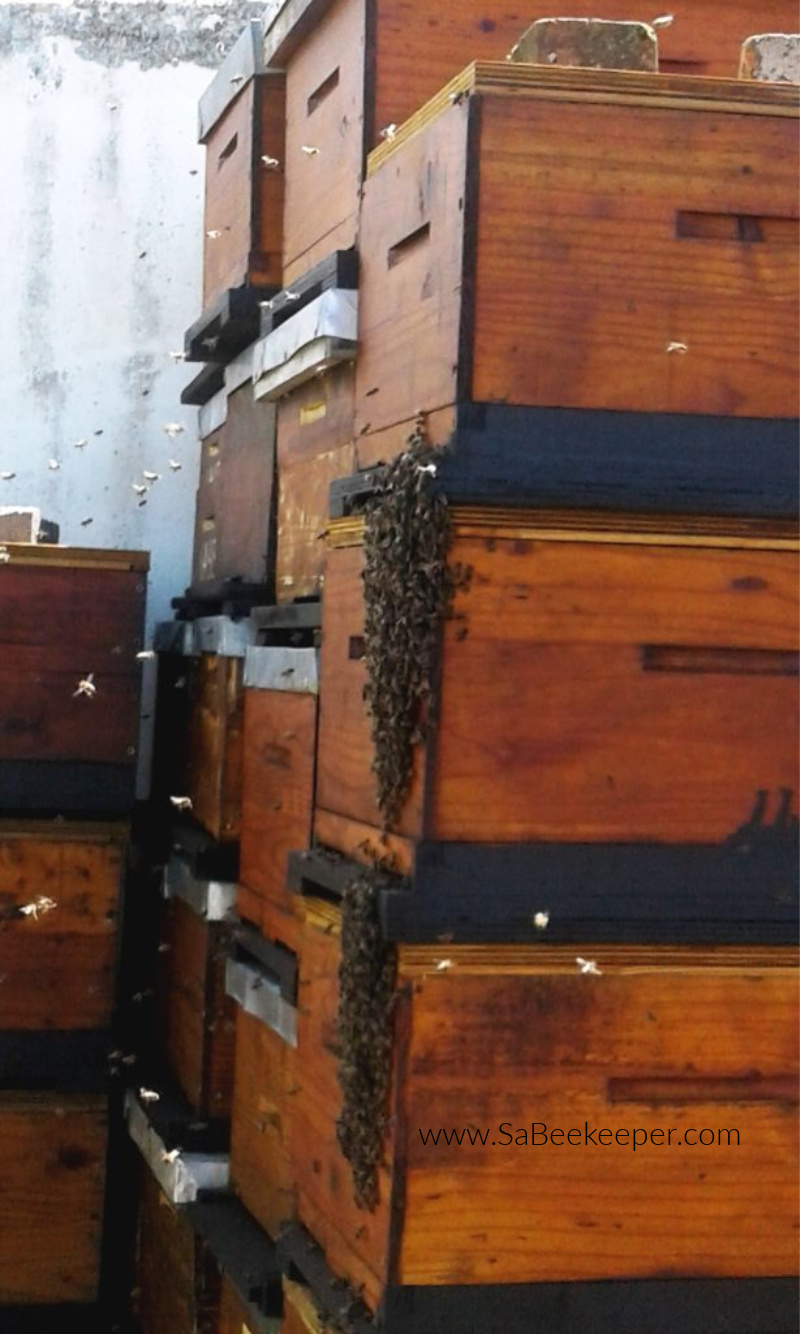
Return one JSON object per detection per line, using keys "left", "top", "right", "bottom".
{"left": 0, "top": 0, "right": 264, "bottom": 791}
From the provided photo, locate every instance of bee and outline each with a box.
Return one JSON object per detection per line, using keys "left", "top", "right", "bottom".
{"left": 300, "top": 144, "right": 320, "bottom": 156}
{"left": 576, "top": 956, "right": 603, "bottom": 976}
{"left": 74, "top": 673, "right": 97, "bottom": 699}
{"left": 163, "top": 422, "right": 185, "bottom": 438}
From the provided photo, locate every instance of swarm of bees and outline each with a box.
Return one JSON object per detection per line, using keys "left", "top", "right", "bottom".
{"left": 360, "top": 420, "right": 460, "bottom": 829}
{"left": 335, "top": 873, "right": 396, "bottom": 1212}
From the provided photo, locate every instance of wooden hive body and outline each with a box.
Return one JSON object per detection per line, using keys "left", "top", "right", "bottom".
{"left": 0, "top": 544, "right": 147, "bottom": 813}
{"left": 0, "top": 1093, "right": 108, "bottom": 1303}
{"left": 285, "top": 900, "right": 799, "bottom": 1312}
{"left": 266, "top": 0, "right": 799, "bottom": 284}
{"left": 137, "top": 1170, "right": 222, "bottom": 1334}
{"left": 192, "top": 380, "right": 277, "bottom": 592}
{"left": 186, "top": 654, "right": 245, "bottom": 844}
{"left": 315, "top": 510, "right": 799, "bottom": 849}
{"left": 355, "top": 65, "right": 799, "bottom": 474}
{"left": 0, "top": 822, "right": 126, "bottom": 1031}
{"left": 200, "top": 22, "right": 285, "bottom": 308}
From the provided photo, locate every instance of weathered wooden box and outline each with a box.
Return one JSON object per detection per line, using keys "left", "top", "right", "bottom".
{"left": 192, "top": 370, "right": 277, "bottom": 593}
{"left": 199, "top": 22, "right": 285, "bottom": 311}
{"left": 229, "top": 1001, "right": 296, "bottom": 1241}
{"left": 354, "top": 64, "right": 799, "bottom": 484}
{"left": 0, "top": 543, "right": 147, "bottom": 813}
{"left": 315, "top": 511, "right": 798, "bottom": 876}
{"left": 186, "top": 652, "right": 245, "bottom": 845}
{"left": 157, "top": 887, "right": 237, "bottom": 1122}
{"left": 137, "top": 1168, "right": 222, "bottom": 1334}
{"left": 0, "top": 1093, "right": 107, "bottom": 1303}
{"left": 283, "top": 897, "right": 798, "bottom": 1318}
{"left": 0, "top": 822, "right": 126, "bottom": 1032}
{"left": 240, "top": 635, "right": 319, "bottom": 952}
{"left": 263, "top": 0, "right": 796, "bottom": 285}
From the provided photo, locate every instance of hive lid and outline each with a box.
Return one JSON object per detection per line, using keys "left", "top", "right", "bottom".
{"left": 0, "top": 542, "right": 149, "bottom": 571}
{"left": 198, "top": 19, "right": 267, "bottom": 142}
{"left": 262, "top": 0, "right": 332, "bottom": 67}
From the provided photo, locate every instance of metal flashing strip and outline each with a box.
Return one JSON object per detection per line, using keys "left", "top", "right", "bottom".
{"left": 252, "top": 290, "right": 358, "bottom": 401}
{"left": 198, "top": 19, "right": 266, "bottom": 141}
{"left": 225, "top": 957, "right": 298, "bottom": 1046}
{"left": 124, "top": 1090, "right": 230, "bottom": 1204}
{"left": 199, "top": 385, "right": 228, "bottom": 439}
{"left": 244, "top": 645, "right": 319, "bottom": 693}
{"left": 192, "top": 615, "right": 258, "bottom": 657}
{"left": 163, "top": 852, "right": 237, "bottom": 922}
{"left": 225, "top": 341, "right": 260, "bottom": 396}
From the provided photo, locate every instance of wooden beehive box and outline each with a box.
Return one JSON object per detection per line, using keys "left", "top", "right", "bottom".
{"left": 0, "top": 822, "right": 126, "bottom": 1032}
{"left": 0, "top": 544, "right": 147, "bottom": 813}
{"left": 192, "top": 362, "right": 277, "bottom": 594}
{"left": 240, "top": 631, "right": 320, "bottom": 953}
{"left": 186, "top": 652, "right": 245, "bottom": 845}
{"left": 229, "top": 1003, "right": 296, "bottom": 1241}
{"left": 157, "top": 894, "right": 237, "bottom": 1122}
{"left": 199, "top": 22, "right": 285, "bottom": 311}
{"left": 284, "top": 897, "right": 798, "bottom": 1317}
{"left": 354, "top": 64, "right": 799, "bottom": 475}
{"left": 137, "top": 1168, "right": 222, "bottom": 1334}
{"left": 315, "top": 509, "right": 798, "bottom": 865}
{"left": 264, "top": 0, "right": 797, "bottom": 285}
{"left": 0, "top": 1093, "right": 107, "bottom": 1303}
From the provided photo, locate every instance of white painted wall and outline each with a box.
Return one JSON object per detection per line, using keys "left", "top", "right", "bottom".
{"left": 0, "top": 0, "right": 263, "bottom": 791}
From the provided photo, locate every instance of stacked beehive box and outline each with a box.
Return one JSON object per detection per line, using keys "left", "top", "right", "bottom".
{"left": 139, "top": 5, "right": 799, "bottom": 1332}
{"left": 0, "top": 541, "right": 147, "bottom": 1330}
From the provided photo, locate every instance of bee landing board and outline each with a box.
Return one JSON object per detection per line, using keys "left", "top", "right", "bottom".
{"left": 0, "top": 544, "right": 147, "bottom": 814}
{"left": 280, "top": 898, "right": 799, "bottom": 1311}
{"left": 199, "top": 22, "right": 285, "bottom": 310}
{"left": 354, "top": 64, "right": 799, "bottom": 506}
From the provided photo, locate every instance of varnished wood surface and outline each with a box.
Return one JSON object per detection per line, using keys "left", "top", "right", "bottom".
{"left": 291, "top": 901, "right": 392, "bottom": 1311}
{"left": 396, "top": 947, "right": 799, "bottom": 1284}
{"left": 159, "top": 898, "right": 236, "bottom": 1119}
{"left": 276, "top": 366, "right": 356, "bottom": 601}
{"left": 241, "top": 688, "right": 317, "bottom": 951}
{"left": 0, "top": 830, "right": 124, "bottom": 1029}
{"left": 317, "top": 530, "right": 798, "bottom": 843}
{"left": 230, "top": 1008, "right": 295, "bottom": 1239}
{"left": 358, "top": 63, "right": 798, "bottom": 435}
{"left": 0, "top": 1094, "right": 107, "bottom": 1302}
{"left": 186, "top": 655, "right": 244, "bottom": 843}
{"left": 312, "top": 808, "right": 414, "bottom": 877}
{"left": 137, "top": 1169, "right": 221, "bottom": 1334}
{"left": 192, "top": 384, "right": 276, "bottom": 589}
{"left": 282, "top": 0, "right": 364, "bottom": 282}
{"left": 203, "top": 76, "right": 285, "bottom": 307}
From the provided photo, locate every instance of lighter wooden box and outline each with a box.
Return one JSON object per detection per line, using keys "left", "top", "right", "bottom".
{"left": 355, "top": 64, "right": 799, "bottom": 458}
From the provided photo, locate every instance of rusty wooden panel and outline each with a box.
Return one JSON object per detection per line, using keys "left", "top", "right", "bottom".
{"left": 276, "top": 366, "right": 355, "bottom": 602}
{"left": 354, "top": 97, "right": 468, "bottom": 441}
{"left": 137, "top": 1168, "right": 222, "bottom": 1334}
{"left": 282, "top": 0, "right": 365, "bottom": 283}
{"left": 473, "top": 90, "right": 799, "bottom": 418}
{"left": 0, "top": 826, "right": 124, "bottom": 1029}
{"left": 397, "top": 946, "right": 799, "bottom": 1284}
{"left": 241, "top": 689, "right": 317, "bottom": 951}
{"left": 203, "top": 76, "right": 285, "bottom": 308}
{"left": 230, "top": 1008, "right": 295, "bottom": 1239}
{"left": 159, "top": 898, "right": 236, "bottom": 1120}
{"left": 315, "top": 543, "right": 424, "bottom": 837}
{"left": 290, "top": 903, "right": 392, "bottom": 1312}
{"left": 0, "top": 1093, "right": 107, "bottom": 1302}
{"left": 431, "top": 534, "right": 799, "bottom": 843}
{"left": 186, "top": 655, "right": 244, "bottom": 843}
{"left": 192, "top": 385, "right": 276, "bottom": 590}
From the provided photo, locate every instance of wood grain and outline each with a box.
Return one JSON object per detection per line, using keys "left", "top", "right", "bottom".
{"left": 0, "top": 1093, "right": 107, "bottom": 1302}
{"left": 315, "top": 543, "right": 425, "bottom": 837}
{"left": 0, "top": 829, "right": 123, "bottom": 1029}
{"left": 283, "top": 0, "right": 364, "bottom": 282}
{"left": 230, "top": 1008, "right": 295, "bottom": 1239}
{"left": 186, "top": 655, "right": 244, "bottom": 843}
{"left": 473, "top": 91, "right": 799, "bottom": 418}
{"left": 397, "top": 947, "right": 799, "bottom": 1284}
{"left": 241, "top": 688, "right": 317, "bottom": 950}
{"left": 159, "top": 898, "right": 236, "bottom": 1119}
{"left": 203, "top": 75, "right": 285, "bottom": 308}
{"left": 276, "top": 365, "right": 356, "bottom": 601}
{"left": 137, "top": 1169, "right": 221, "bottom": 1334}
{"left": 281, "top": 1276, "right": 335, "bottom": 1334}
{"left": 192, "top": 384, "right": 277, "bottom": 589}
